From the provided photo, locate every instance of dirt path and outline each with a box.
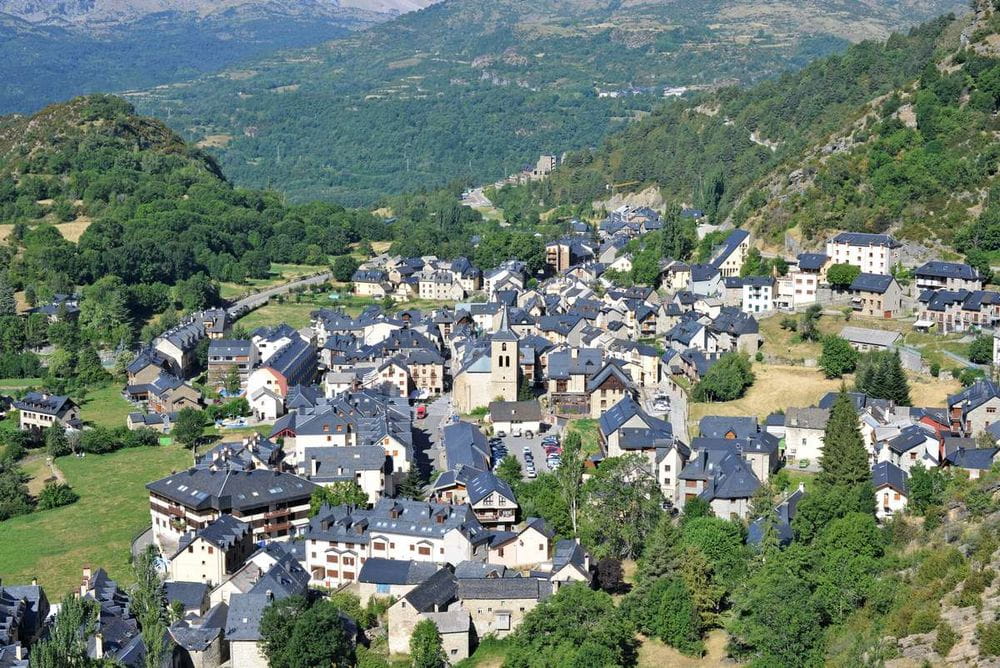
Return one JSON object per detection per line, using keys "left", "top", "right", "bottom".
{"left": 22, "top": 453, "right": 67, "bottom": 495}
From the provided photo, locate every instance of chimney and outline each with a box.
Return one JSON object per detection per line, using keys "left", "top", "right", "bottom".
{"left": 94, "top": 633, "right": 104, "bottom": 659}
{"left": 311, "top": 456, "right": 319, "bottom": 477}
{"left": 571, "top": 348, "right": 579, "bottom": 361}
{"left": 14, "top": 644, "right": 24, "bottom": 661}
{"left": 798, "top": 482, "right": 806, "bottom": 493}
{"left": 31, "top": 577, "right": 37, "bottom": 586}
{"left": 265, "top": 589, "right": 274, "bottom": 602}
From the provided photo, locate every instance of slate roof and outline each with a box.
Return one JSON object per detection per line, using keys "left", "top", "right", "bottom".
{"left": 699, "top": 415, "right": 758, "bottom": 440}
{"left": 207, "top": 339, "right": 252, "bottom": 357}
{"left": 915, "top": 261, "right": 978, "bottom": 280}
{"left": 948, "top": 380, "right": 1000, "bottom": 414}
{"left": 598, "top": 396, "right": 674, "bottom": 449}
{"left": 547, "top": 348, "right": 603, "bottom": 379}
{"left": 679, "top": 449, "right": 761, "bottom": 500}
{"left": 850, "top": 273, "right": 895, "bottom": 294}
{"left": 747, "top": 488, "right": 804, "bottom": 546}
{"left": 489, "top": 401, "right": 542, "bottom": 423}
{"left": 357, "top": 558, "right": 441, "bottom": 585}
{"left": 303, "top": 445, "right": 387, "bottom": 482}
{"left": 797, "top": 253, "right": 829, "bottom": 271}
{"left": 886, "top": 424, "right": 932, "bottom": 455}
{"left": 690, "top": 263, "right": 720, "bottom": 282}
{"left": 453, "top": 561, "right": 508, "bottom": 579}
{"left": 553, "top": 539, "right": 588, "bottom": 572}
{"left": 944, "top": 445, "right": 998, "bottom": 470}
{"left": 305, "top": 498, "right": 484, "bottom": 545}
{"left": 832, "top": 232, "right": 901, "bottom": 248}
{"left": 12, "top": 392, "right": 74, "bottom": 416}
{"left": 443, "top": 421, "right": 490, "bottom": 471}
{"left": 709, "top": 229, "right": 750, "bottom": 268}
{"left": 146, "top": 469, "right": 317, "bottom": 512}
{"left": 465, "top": 470, "right": 516, "bottom": 505}
{"left": 784, "top": 407, "right": 830, "bottom": 431}
{"left": 175, "top": 514, "right": 251, "bottom": 555}
{"left": 585, "top": 362, "right": 634, "bottom": 393}
{"left": 872, "top": 461, "right": 907, "bottom": 494}
{"left": 403, "top": 568, "right": 459, "bottom": 612}
{"left": 163, "top": 582, "right": 208, "bottom": 612}
{"left": 456, "top": 578, "right": 551, "bottom": 601}
{"left": 839, "top": 326, "right": 901, "bottom": 348}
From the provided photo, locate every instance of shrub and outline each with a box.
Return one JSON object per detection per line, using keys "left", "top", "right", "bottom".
{"left": 979, "top": 621, "right": 1000, "bottom": 657}
{"left": 908, "top": 607, "right": 941, "bottom": 635}
{"left": 934, "top": 623, "right": 958, "bottom": 657}
{"left": 930, "top": 362, "right": 940, "bottom": 377}
{"left": 37, "top": 481, "right": 79, "bottom": 510}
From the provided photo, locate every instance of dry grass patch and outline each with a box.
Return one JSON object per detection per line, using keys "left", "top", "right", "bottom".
{"left": 57, "top": 217, "right": 93, "bottom": 242}
{"left": 196, "top": 134, "right": 233, "bottom": 148}
{"left": 690, "top": 364, "right": 842, "bottom": 424}
{"left": 637, "top": 629, "right": 735, "bottom": 667}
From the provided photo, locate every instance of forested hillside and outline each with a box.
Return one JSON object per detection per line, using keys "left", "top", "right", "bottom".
{"left": 497, "top": 4, "right": 1000, "bottom": 269}
{"left": 0, "top": 95, "right": 537, "bottom": 340}
{"left": 131, "top": 0, "right": 964, "bottom": 205}
{"left": 0, "top": 95, "right": 386, "bottom": 307}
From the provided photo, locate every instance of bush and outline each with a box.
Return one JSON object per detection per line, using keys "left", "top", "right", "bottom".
{"left": 969, "top": 335, "right": 994, "bottom": 364}
{"left": 934, "top": 622, "right": 958, "bottom": 657}
{"left": 956, "top": 569, "right": 994, "bottom": 608}
{"left": 36, "top": 481, "right": 79, "bottom": 510}
{"left": 930, "top": 362, "right": 941, "bottom": 377}
{"left": 908, "top": 607, "right": 941, "bottom": 635}
{"left": 924, "top": 505, "right": 944, "bottom": 531}
{"left": 979, "top": 621, "right": 1000, "bottom": 657}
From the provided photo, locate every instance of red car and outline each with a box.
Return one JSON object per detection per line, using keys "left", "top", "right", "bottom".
{"left": 415, "top": 405, "right": 427, "bottom": 419}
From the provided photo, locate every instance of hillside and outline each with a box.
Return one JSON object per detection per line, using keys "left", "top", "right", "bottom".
{"left": 0, "top": 0, "right": 440, "bottom": 114}
{"left": 494, "top": 6, "right": 1000, "bottom": 268}
{"left": 130, "top": 0, "right": 965, "bottom": 205}
{"left": 0, "top": 95, "right": 386, "bottom": 303}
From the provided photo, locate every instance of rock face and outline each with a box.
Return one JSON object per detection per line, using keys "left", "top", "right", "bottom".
{"left": 0, "top": 0, "right": 442, "bottom": 28}
{"left": 593, "top": 186, "right": 665, "bottom": 215}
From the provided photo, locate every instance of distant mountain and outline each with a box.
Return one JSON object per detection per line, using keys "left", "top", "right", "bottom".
{"left": 131, "top": 0, "right": 967, "bottom": 205}
{"left": 0, "top": 0, "right": 440, "bottom": 114}
{"left": 0, "top": 0, "right": 439, "bottom": 29}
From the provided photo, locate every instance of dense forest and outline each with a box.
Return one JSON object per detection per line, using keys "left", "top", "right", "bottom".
{"left": 131, "top": 0, "right": 963, "bottom": 205}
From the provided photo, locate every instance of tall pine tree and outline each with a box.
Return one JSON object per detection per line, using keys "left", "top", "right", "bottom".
{"left": 817, "top": 389, "right": 870, "bottom": 488}
{"left": 0, "top": 274, "right": 16, "bottom": 317}
{"left": 885, "top": 350, "right": 911, "bottom": 406}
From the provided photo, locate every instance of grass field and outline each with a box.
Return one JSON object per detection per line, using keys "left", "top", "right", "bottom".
{"left": 637, "top": 630, "right": 734, "bottom": 667}
{"left": 0, "top": 377, "right": 42, "bottom": 389}
{"left": 234, "top": 292, "right": 454, "bottom": 330}
{"left": 79, "top": 384, "right": 134, "bottom": 428}
{"left": 688, "top": 364, "right": 961, "bottom": 430}
{"left": 219, "top": 262, "right": 327, "bottom": 300}
{"left": 565, "top": 418, "right": 601, "bottom": 454}
{"left": 0, "top": 444, "right": 191, "bottom": 596}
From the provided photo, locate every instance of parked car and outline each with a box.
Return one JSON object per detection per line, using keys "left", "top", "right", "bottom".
{"left": 526, "top": 469, "right": 537, "bottom": 479}
{"left": 524, "top": 430, "right": 534, "bottom": 438}
{"left": 415, "top": 405, "right": 427, "bottom": 419}
{"left": 511, "top": 427, "right": 523, "bottom": 437}
{"left": 496, "top": 430, "right": 507, "bottom": 438}
{"left": 522, "top": 446, "right": 532, "bottom": 454}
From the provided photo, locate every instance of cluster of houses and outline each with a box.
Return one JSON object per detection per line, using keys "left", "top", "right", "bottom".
{"left": 9, "top": 209, "right": 1000, "bottom": 666}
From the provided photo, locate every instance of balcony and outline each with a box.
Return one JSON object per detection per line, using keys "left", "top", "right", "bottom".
{"left": 265, "top": 507, "right": 290, "bottom": 520}
{"left": 264, "top": 521, "right": 292, "bottom": 533}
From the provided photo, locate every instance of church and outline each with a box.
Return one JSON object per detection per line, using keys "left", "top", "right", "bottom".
{"left": 453, "top": 306, "right": 520, "bottom": 414}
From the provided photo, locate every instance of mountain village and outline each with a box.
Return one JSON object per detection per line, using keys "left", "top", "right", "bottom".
{"left": 3, "top": 200, "right": 1000, "bottom": 666}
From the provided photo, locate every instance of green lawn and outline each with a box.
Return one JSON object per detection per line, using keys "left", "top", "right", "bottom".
{"left": 0, "top": 444, "right": 191, "bottom": 596}
{"left": 219, "top": 262, "right": 328, "bottom": 300}
{"left": 565, "top": 418, "right": 602, "bottom": 455}
{"left": 235, "top": 292, "right": 455, "bottom": 330}
{"left": 80, "top": 383, "right": 133, "bottom": 428}
{"left": 0, "top": 377, "right": 42, "bottom": 390}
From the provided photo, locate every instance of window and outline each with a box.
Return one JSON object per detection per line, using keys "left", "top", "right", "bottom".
{"left": 418, "top": 546, "right": 431, "bottom": 556}
{"left": 373, "top": 542, "right": 385, "bottom": 551}
{"left": 496, "top": 613, "right": 511, "bottom": 631}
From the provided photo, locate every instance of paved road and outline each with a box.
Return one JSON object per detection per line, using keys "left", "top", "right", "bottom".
{"left": 418, "top": 394, "right": 454, "bottom": 473}
{"left": 226, "top": 272, "right": 332, "bottom": 319}
{"left": 460, "top": 187, "right": 493, "bottom": 209}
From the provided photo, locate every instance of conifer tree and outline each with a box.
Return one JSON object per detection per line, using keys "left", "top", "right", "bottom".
{"left": 637, "top": 513, "right": 681, "bottom": 581}
{"left": 885, "top": 350, "right": 911, "bottom": 406}
{"left": 817, "top": 389, "right": 870, "bottom": 488}
{"left": 0, "top": 274, "right": 15, "bottom": 317}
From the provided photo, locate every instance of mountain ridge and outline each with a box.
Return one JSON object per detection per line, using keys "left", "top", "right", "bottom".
{"left": 131, "top": 0, "right": 966, "bottom": 205}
